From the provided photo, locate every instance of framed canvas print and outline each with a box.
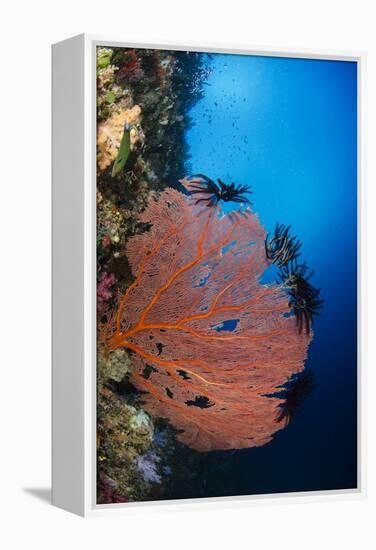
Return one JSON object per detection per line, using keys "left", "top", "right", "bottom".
{"left": 52, "top": 35, "right": 365, "bottom": 516}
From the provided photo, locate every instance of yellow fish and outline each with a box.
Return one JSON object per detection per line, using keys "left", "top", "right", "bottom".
{"left": 112, "top": 123, "right": 131, "bottom": 177}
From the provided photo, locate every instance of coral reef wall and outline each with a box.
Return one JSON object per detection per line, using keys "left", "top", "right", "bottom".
{"left": 96, "top": 46, "right": 211, "bottom": 504}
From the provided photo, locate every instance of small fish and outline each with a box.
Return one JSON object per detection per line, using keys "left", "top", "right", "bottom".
{"left": 111, "top": 123, "right": 131, "bottom": 177}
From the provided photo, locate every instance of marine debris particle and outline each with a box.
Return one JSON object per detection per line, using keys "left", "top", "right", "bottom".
{"left": 106, "top": 180, "right": 312, "bottom": 452}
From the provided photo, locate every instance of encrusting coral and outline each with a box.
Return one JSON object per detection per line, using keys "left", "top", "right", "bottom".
{"left": 97, "top": 386, "right": 154, "bottom": 502}
{"left": 97, "top": 348, "right": 131, "bottom": 383}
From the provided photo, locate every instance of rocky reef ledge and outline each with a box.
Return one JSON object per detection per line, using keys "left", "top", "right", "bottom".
{"left": 96, "top": 46, "right": 211, "bottom": 504}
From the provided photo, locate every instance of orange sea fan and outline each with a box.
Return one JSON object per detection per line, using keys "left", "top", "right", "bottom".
{"left": 108, "top": 179, "right": 312, "bottom": 451}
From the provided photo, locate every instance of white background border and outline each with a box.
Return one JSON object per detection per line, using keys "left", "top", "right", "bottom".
{"left": 2, "top": 1, "right": 374, "bottom": 548}
{"left": 87, "top": 36, "right": 365, "bottom": 516}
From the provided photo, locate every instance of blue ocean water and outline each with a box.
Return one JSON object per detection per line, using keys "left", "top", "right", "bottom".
{"left": 186, "top": 54, "right": 357, "bottom": 493}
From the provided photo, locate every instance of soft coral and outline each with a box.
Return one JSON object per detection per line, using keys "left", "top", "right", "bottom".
{"left": 97, "top": 271, "right": 116, "bottom": 317}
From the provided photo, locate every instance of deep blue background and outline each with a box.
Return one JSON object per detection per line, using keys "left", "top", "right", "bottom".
{"left": 186, "top": 54, "right": 357, "bottom": 493}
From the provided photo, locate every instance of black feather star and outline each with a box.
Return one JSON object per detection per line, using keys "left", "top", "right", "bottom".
{"left": 265, "top": 222, "right": 302, "bottom": 267}
{"left": 277, "top": 260, "right": 324, "bottom": 335}
{"left": 276, "top": 370, "right": 316, "bottom": 425}
{"left": 188, "top": 174, "right": 252, "bottom": 207}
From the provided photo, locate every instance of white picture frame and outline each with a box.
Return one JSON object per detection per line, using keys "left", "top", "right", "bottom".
{"left": 52, "top": 34, "right": 366, "bottom": 517}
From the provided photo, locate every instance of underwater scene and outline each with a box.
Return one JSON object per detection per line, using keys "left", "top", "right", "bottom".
{"left": 96, "top": 46, "right": 357, "bottom": 504}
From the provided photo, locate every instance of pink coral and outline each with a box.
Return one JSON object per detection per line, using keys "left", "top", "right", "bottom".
{"left": 107, "top": 182, "right": 312, "bottom": 452}
{"left": 98, "top": 473, "right": 129, "bottom": 504}
{"left": 97, "top": 272, "right": 116, "bottom": 316}
{"left": 102, "top": 234, "right": 111, "bottom": 248}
